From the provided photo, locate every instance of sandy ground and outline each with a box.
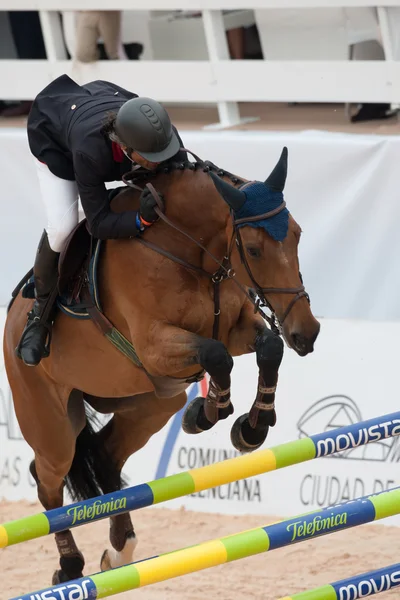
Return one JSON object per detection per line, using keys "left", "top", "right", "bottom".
{"left": 1, "top": 501, "right": 399, "bottom": 600}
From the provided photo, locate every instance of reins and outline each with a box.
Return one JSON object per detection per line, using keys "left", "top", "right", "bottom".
{"left": 122, "top": 150, "right": 309, "bottom": 338}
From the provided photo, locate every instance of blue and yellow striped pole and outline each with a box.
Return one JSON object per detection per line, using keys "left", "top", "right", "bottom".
{"left": 279, "top": 562, "right": 400, "bottom": 599}
{"left": 2, "top": 410, "right": 400, "bottom": 549}
{"left": 11, "top": 487, "right": 400, "bottom": 600}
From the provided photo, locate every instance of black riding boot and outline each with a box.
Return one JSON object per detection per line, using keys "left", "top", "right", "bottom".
{"left": 16, "top": 231, "right": 60, "bottom": 367}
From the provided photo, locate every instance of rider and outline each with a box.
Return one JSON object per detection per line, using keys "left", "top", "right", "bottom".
{"left": 16, "top": 73, "right": 186, "bottom": 368}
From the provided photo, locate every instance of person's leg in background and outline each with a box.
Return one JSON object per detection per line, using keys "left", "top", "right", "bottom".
{"left": 98, "top": 11, "right": 126, "bottom": 60}
{"left": 75, "top": 11, "right": 101, "bottom": 62}
{"left": 227, "top": 27, "right": 245, "bottom": 59}
{"left": 75, "top": 11, "right": 127, "bottom": 62}
{"left": 16, "top": 160, "right": 79, "bottom": 366}
{"left": 2, "top": 11, "right": 46, "bottom": 118}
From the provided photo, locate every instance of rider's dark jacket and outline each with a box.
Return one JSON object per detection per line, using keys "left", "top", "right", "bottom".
{"left": 27, "top": 74, "right": 185, "bottom": 239}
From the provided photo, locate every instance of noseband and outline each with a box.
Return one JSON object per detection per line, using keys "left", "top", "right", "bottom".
{"left": 122, "top": 160, "right": 309, "bottom": 338}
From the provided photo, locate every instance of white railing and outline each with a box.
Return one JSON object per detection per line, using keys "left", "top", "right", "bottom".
{"left": 3, "top": 1, "right": 400, "bottom": 8}
{"left": 1, "top": 1, "right": 400, "bottom": 127}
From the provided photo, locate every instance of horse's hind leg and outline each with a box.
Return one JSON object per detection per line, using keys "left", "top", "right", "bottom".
{"left": 5, "top": 360, "right": 86, "bottom": 583}
{"left": 30, "top": 459, "right": 86, "bottom": 584}
{"left": 91, "top": 391, "right": 187, "bottom": 571}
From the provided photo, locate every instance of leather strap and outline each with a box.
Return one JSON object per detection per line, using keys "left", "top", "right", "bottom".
{"left": 234, "top": 201, "right": 287, "bottom": 225}
{"left": 121, "top": 157, "right": 310, "bottom": 336}
{"left": 81, "top": 286, "right": 113, "bottom": 336}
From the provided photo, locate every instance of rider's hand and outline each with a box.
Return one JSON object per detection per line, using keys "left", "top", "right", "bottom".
{"left": 139, "top": 188, "right": 159, "bottom": 225}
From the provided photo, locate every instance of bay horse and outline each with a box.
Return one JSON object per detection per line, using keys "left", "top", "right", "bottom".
{"left": 3, "top": 146, "right": 320, "bottom": 584}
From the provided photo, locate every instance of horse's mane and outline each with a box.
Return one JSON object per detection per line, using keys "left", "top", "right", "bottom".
{"left": 123, "top": 156, "right": 246, "bottom": 188}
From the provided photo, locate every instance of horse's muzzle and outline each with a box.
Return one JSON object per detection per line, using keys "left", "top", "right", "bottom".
{"left": 289, "top": 324, "right": 320, "bottom": 356}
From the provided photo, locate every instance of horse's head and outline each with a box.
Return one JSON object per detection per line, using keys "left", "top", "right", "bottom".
{"left": 209, "top": 147, "right": 320, "bottom": 356}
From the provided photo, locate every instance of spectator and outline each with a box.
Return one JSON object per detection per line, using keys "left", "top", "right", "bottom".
{"left": 75, "top": 11, "right": 126, "bottom": 62}
{"left": 0, "top": 11, "right": 46, "bottom": 118}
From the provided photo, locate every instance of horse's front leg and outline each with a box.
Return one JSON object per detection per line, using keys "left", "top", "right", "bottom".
{"left": 181, "top": 334, "right": 235, "bottom": 434}
{"left": 227, "top": 301, "right": 284, "bottom": 453}
{"left": 141, "top": 324, "right": 234, "bottom": 434}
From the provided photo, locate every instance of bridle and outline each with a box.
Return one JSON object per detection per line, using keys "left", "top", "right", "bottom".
{"left": 122, "top": 153, "right": 310, "bottom": 339}
{"left": 232, "top": 196, "right": 309, "bottom": 334}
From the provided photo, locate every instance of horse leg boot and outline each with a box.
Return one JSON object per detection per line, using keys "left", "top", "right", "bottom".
{"left": 182, "top": 339, "right": 234, "bottom": 434}
{"left": 231, "top": 328, "right": 284, "bottom": 452}
{"left": 30, "top": 461, "right": 85, "bottom": 584}
{"left": 15, "top": 230, "right": 60, "bottom": 366}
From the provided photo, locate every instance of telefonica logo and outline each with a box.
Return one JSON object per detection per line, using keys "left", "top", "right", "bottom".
{"left": 338, "top": 569, "right": 400, "bottom": 599}
{"left": 287, "top": 512, "right": 347, "bottom": 541}
{"left": 66, "top": 497, "right": 127, "bottom": 525}
{"left": 297, "top": 396, "right": 400, "bottom": 462}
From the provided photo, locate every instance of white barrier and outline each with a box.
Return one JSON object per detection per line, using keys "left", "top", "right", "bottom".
{"left": 2, "top": 126, "right": 400, "bottom": 320}
{"left": 1, "top": 3, "right": 400, "bottom": 127}
{"left": 3, "top": 1, "right": 400, "bottom": 10}
{"left": 1, "top": 310, "right": 400, "bottom": 526}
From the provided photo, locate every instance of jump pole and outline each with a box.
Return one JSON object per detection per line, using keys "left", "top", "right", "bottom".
{"left": 2, "top": 411, "right": 400, "bottom": 549}
{"left": 12, "top": 486, "right": 400, "bottom": 600}
{"left": 278, "top": 562, "right": 400, "bottom": 599}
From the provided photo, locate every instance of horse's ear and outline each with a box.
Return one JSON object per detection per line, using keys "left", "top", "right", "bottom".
{"left": 209, "top": 171, "right": 246, "bottom": 211}
{"left": 264, "top": 146, "right": 288, "bottom": 192}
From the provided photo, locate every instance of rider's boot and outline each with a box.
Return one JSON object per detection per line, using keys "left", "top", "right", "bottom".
{"left": 15, "top": 231, "right": 60, "bottom": 367}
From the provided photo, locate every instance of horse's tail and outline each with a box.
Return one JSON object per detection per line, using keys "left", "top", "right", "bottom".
{"left": 65, "top": 402, "right": 126, "bottom": 501}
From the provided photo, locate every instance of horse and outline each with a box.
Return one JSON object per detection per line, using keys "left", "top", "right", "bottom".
{"left": 3, "top": 146, "right": 320, "bottom": 584}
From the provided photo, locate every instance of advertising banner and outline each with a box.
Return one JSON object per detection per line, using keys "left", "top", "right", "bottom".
{"left": 1, "top": 311, "right": 399, "bottom": 525}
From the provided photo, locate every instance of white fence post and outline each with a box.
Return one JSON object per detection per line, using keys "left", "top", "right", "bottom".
{"left": 201, "top": 9, "right": 259, "bottom": 129}
{"left": 376, "top": 6, "right": 400, "bottom": 112}
{"left": 39, "top": 10, "right": 68, "bottom": 61}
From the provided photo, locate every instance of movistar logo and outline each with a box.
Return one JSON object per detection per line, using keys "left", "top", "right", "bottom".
{"left": 287, "top": 512, "right": 347, "bottom": 541}
{"left": 315, "top": 420, "right": 400, "bottom": 458}
{"left": 17, "top": 579, "right": 92, "bottom": 600}
{"left": 338, "top": 569, "right": 400, "bottom": 599}
{"left": 67, "top": 497, "right": 127, "bottom": 525}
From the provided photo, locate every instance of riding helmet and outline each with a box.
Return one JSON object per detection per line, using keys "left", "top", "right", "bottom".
{"left": 115, "top": 97, "right": 180, "bottom": 162}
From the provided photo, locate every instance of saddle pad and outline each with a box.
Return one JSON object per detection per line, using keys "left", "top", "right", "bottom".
{"left": 22, "top": 239, "right": 103, "bottom": 321}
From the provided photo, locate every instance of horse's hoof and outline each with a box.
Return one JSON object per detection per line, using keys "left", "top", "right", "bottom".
{"left": 100, "top": 549, "right": 112, "bottom": 572}
{"left": 230, "top": 413, "right": 269, "bottom": 453}
{"left": 53, "top": 553, "right": 85, "bottom": 583}
{"left": 100, "top": 535, "right": 138, "bottom": 571}
{"left": 52, "top": 568, "right": 83, "bottom": 584}
{"left": 182, "top": 396, "right": 234, "bottom": 434}
{"left": 52, "top": 570, "right": 63, "bottom": 585}
{"left": 181, "top": 397, "right": 209, "bottom": 434}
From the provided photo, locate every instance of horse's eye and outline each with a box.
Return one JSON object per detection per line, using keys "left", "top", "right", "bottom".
{"left": 246, "top": 246, "right": 261, "bottom": 259}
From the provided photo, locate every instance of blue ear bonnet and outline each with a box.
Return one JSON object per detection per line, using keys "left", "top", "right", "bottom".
{"left": 235, "top": 181, "right": 289, "bottom": 242}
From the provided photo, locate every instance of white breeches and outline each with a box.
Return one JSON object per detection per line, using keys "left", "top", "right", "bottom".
{"left": 34, "top": 159, "right": 79, "bottom": 252}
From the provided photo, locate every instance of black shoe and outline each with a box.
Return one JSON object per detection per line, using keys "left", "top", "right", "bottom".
{"left": 351, "top": 103, "right": 398, "bottom": 123}
{"left": 16, "top": 231, "right": 60, "bottom": 367}
{"left": 17, "top": 303, "right": 54, "bottom": 366}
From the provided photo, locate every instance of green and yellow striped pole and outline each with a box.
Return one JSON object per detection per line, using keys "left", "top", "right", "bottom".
{"left": 12, "top": 487, "right": 400, "bottom": 600}
{"left": 2, "top": 410, "right": 400, "bottom": 549}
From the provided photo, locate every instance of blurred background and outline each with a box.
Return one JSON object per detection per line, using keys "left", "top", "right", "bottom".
{"left": 1, "top": 2, "right": 400, "bottom": 318}
{"left": 1, "top": 1, "right": 400, "bottom": 523}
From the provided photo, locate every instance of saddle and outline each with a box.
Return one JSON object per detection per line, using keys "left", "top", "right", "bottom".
{"left": 14, "top": 217, "right": 143, "bottom": 368}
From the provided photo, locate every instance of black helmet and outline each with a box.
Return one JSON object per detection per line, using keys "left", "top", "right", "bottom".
{"left": 115, "top": 97, "right": 180, "bottom": 162}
